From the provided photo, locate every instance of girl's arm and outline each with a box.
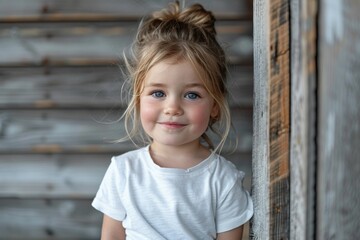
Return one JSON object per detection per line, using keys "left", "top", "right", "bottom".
{"left": 101, "top": 214, "right": 126, "bottom": 240}
{"left": 216, "top": 225, "right": 244, "bottom": 240}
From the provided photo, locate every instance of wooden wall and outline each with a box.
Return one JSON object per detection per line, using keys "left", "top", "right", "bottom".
{"left": 0, "top": 0, "right": 253, "bottom": 239}
{"left": 252, "top": 0, "right": 360, "bottom": 239}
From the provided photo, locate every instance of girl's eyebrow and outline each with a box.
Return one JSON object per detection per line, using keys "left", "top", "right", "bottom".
{"left": 185, "top": 83, "right": 206, "bottom": 88}
{"left": 144, "top": 83, "right": 165, "bottom": 87}
{"left": 145, "top": 82, "right": 206, "bottom": 88}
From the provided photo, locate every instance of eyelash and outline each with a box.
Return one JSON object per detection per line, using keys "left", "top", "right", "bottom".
{"left": 150, "top": 91, "right": 201, "bottom": 100}
{"left": 185, "top": 92, "right": 200, "bottom": 100}
{"left": 151, "top": 90, "right": 165, "bottom": 98}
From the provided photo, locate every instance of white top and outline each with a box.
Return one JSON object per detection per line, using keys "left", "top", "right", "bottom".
{"left": 92, "top": 146, "right": 253, "bottom": 240}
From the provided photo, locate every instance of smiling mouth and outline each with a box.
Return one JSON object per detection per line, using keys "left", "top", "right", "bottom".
{"left": 159, "top": 122, "right": 186, "bottom": 129}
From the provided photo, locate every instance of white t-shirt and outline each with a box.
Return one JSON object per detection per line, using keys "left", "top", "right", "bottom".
{"left": 92, "top": 146, "right": 253, "bottom": 240}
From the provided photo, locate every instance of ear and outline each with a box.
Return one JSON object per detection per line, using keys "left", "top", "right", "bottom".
{"left": 210, "top": 103, "right": 219, "bottom": 119}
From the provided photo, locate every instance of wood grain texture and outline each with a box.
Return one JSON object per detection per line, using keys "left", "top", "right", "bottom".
{"left": 0, "top": 65, "right": 253, "bottom": 109}
{"left": 289, "top": 0, "right": 317, "bottom": 239}
{"left": 0, "top": 21, "right": 252, "bottom": 66}
{"left": 268, "top": 0, "right": 290, "bottom": 239}
{"left": 0, "top": 109, "right": 129, "bottom": 153}
{"left": 317, "top": 0, "right": 360, "bottom": 239}
{"left": 0, "top": 0, "right": 252, "bottom": 21}
{"left": 0, "top": 152, "right": 252, "bottom": 198}
{"left": 0, "top": 198, "right": 102, "bottom": 239}
{"left": 0, "top": 108, "right": 253, "bottom": 154}
{"left": 0, "top": 22, "right": 135, "bottom": 66}
{"left": 0, "top": 154, "right": 111, "bottom": 198}
{"left": 0, "top": 0, "right": 255, "bottom": 238}
{"left": 251, "top": 1, "right": 270, "bottom": 239}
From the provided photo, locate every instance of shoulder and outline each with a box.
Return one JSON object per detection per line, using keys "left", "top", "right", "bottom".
{"left": 112, "top": 146, "right": 148, "bottom": 165}
{"left": 109, "top": 146, "right": 149, "bottom": 176}
{"left": 211, "top": 154, "right": 245, "bottom": 181}
{"left": 208, "top": 154, "right": 246, "bottom": 195}
{"left": 212, "top": 155, "right": 253, "bottom": 232}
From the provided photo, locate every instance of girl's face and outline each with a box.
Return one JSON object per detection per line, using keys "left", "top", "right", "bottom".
{"left": 140, "top": 59, "right": 218, "bottom": 149}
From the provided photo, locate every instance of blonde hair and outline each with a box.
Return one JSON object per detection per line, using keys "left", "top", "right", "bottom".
{"left": 121, "top": 1, "right": 232, "bottom": 153}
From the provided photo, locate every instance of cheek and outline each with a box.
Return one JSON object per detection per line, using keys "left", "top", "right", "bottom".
{"left": 189, "top": 105, "right": 212, "bottom": 128}
{"left": 140, "top": 99, "right": 157, "bottom": 124}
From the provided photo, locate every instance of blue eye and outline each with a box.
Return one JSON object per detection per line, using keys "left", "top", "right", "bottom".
{"left": 151, "top": 91, "right": 165, "bottom": 98}
{"left": 185, "top": 92, "right": 200, "bottom": 100}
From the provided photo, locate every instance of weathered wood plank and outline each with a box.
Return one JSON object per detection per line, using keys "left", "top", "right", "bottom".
{"left": 0, "top": 22, "right": 135, "bottom": 66}
{"left": 228, "top": 66, "right": 254, "bottom": 107}
{"left": 268, "top": 0, "right": 290, "bottom": 239}
{"left": 0, "top": 152, "right": 252, "bottom": 198}
{"left": 0, "top": 109, "right": 253, "bottom": 154}
{"left": 0, "top": 65, "right": 253, "bottom": 108}
{"left": 252, "top": 0, "right": 290, "bottom": 239}
{"left": 251, "top": 0, "right": 270, "bottom": 239}
{"left": 289, "top": 0, "right": 317, "bottom": 239}
{"left": 317, "top": 0, "right": 360, "bottom": 239}
{"left": 0, "top": 154, "right": 111, "bottom": 198}
{"left": 0, "top": 66, "right": 124, "bottom": 109}
{"left": 0, "top": 198, "right": 101, "bottom": 239}
{"left": 0, "top": 2, "right": 255, "bottom": 240}
{"left": 0, "top": 109, "right": 129, "bottom": 153}
{"left": 0, "top": 152, "right": 251, "bottom": 239}
{"left": 0, "top": 0, "right": 252, "bottom": 21}
{"left": 0, "top": 21, "right": 252, "bottom": 66}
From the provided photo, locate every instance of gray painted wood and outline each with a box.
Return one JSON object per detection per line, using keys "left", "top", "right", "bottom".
{"left": 317, "top": 0, "right": 360, "bottom": 239}
{"left": 251, "top": 0, "right": 270, "bottom": 239}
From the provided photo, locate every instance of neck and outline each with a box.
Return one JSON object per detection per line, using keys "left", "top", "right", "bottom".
{"left": 149, "top": 141, "right": 211, "bottom": 169}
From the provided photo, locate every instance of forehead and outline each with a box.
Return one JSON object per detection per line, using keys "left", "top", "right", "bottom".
{"left": 144, "top": 59, "right": 203, "bottom": 84}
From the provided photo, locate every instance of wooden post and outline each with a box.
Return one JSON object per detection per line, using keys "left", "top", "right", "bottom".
{"left": 317, "top": 0, "right": 360, "bottom": 238}
{"left": 251, "top": 0, "right": 291, "bottom": 239}
{"left": 289, "top": 0, "right": 317, "bottom": 239}
{"left": 268, "top": 0, "right": 291, "bottom": 239}
{"left": 251, "top": 1, "right": 270, "bottom": 239}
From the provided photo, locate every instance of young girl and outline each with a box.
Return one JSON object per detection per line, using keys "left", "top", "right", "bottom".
{"left": 92, "top": 2, "right": 253, "bottom": 239}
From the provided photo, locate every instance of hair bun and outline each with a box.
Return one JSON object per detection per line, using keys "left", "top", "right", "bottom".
{"left": 152, "top": 1, "right": 217, "bottom": 35}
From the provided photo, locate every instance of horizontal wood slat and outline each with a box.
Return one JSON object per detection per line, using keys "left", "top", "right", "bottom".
{"left": 0, "top": 152, "right": 252, "bottom": 198}
{"left": 0, "top": 22, "right": 134, "bottom": 66}
{"left": 0, "top": 65, "right": 253, "bottom": 109}
{"left": 0, "top": 198, "right": 101, "bottom": 239}
{"left": 0, "top": 109, "right": 128, "bottom": 153}
{"left": 0, "top": 66, "right": 125, "bottom": 109}
{"left": 0, "top": 0, "right": 252, "bottom": 22}
{"left": 0, "top": 154, "right": 110, "bottom": 198}
{"left": 0, "top": 21, "right": 252, "bottom": 66}
{"left": 0, "top": 108, "right": 253, "bottom": 154}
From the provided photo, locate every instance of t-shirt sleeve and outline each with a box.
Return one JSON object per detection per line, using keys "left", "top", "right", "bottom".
{"left": 216, "top": 171, "right": 253, "bottom": 233}
{"left": 92, "top": 157, "right": 126, "bottom": 221}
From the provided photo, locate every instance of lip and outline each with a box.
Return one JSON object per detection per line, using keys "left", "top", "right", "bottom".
{"left": 159, "top": 122, "right": 187, "bottom": 129}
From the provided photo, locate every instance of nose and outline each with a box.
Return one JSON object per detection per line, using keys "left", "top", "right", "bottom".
{"left": 163, "top": 97, "right": 183, "bottom": 116}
